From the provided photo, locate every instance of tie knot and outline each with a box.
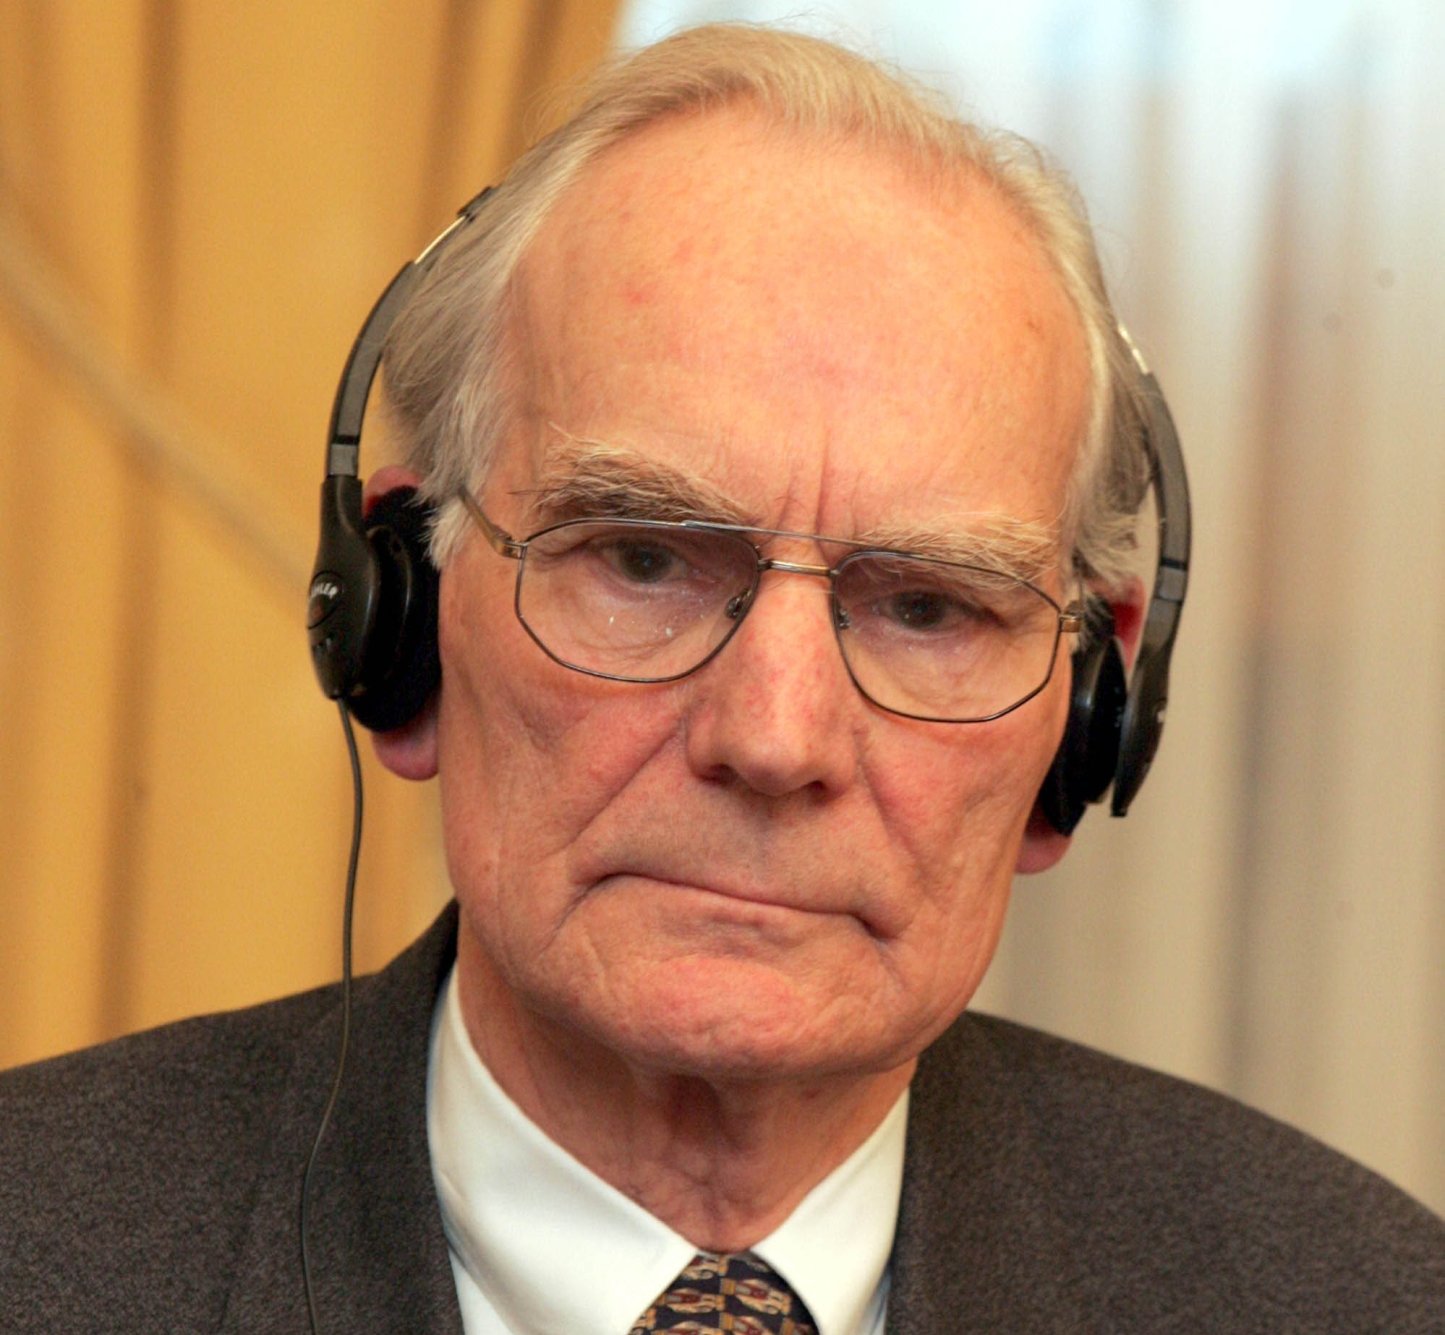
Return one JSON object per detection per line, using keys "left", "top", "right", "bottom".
{"left": 630, "top": 1251, "right": 818, "bottom": 1334}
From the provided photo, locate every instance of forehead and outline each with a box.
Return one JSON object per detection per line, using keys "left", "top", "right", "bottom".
{"left": 500, "top": 107, "right": 1088, "bottom": 544}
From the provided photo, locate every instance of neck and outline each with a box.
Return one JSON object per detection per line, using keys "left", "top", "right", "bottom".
{"left": 455, "top": 930, "right": 914, "bottom": 1251}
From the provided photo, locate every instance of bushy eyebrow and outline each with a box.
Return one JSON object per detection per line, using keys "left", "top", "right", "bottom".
{"left": 858, "top": 517, "right": 1062, "bottom": 584}
{"left": 525, "top": 429, "right": 757, "bottom": 526}
{"left": 523, "top": 426, "right": 1063, "bottom": 585}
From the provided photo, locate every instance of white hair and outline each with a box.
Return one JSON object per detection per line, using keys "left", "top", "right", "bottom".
{"left": 382, "top": 23, "right": 1149, "bottom": 587}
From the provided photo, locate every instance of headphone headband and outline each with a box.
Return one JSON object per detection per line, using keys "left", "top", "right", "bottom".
{"left": 1109, "top": 331, "right": 1190, "bottom": 818}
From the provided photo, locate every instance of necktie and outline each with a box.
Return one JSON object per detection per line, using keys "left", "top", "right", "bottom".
{"left": 629, "top": 1251, "right": 819, "bottom": 1334}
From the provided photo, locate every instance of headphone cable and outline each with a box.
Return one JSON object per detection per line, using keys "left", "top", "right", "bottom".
{"left": 299, "top": 700, "right": 363, "bottom": 1335}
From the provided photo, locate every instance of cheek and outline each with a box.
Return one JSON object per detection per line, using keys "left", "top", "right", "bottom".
{"left": 849, "top": 714, "right": 1058, "bottom": 1039}
{"left": 880, "top": 698, "right": 1061, "bottom": 856}
{"left": 867, "top": 687, "right": 1067, "bottom": 946}
{"left": 434, "top": 556, "right": 680, "bottom": 900}
{"left": 435, "top": 556, "right": 570, "bottom": 897}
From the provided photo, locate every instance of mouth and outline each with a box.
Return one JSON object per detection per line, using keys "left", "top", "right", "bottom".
{"left": 590, "top": 866, "right": 887, "bottom": 940}
{"left": 597, "top": 869, "right": 799, "bottom": 911}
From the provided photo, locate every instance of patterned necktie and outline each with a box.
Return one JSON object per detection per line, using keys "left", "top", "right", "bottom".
{"left": 629, "top": 1251, "right": 819, "bottom": 1334}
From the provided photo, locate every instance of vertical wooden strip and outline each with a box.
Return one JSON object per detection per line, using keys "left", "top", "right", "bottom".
{"left": 95, "top": 0, "right": 180, "bottom": 1035}
{"left": 0, "top": 0, "right": 152, "bottom": 1064}
{"left": 416, "top": 0, "right": 487, "bottom": 233}
{"left": 503, "top": 0, "right": 566, "bottom": 164}
{"left": 0, "top": 3, "right": 60, "bottom": 1061}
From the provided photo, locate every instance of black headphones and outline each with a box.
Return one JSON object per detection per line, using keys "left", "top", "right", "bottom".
{"left": 305, "top": 189, "right": 489, "bottom": 732}
{"left": 308, "top": 191, "right": 1190, "bottom": 832}
{"left": 1037, "top": 342, "right": 1191, "bottom": 834}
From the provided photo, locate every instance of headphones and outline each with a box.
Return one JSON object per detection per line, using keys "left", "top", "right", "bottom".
{"left": 308, "top": 191, "right": 1190, "bottom": 832}
{"left": 1038, "top": 341, "right": 1191, "bottom": 834}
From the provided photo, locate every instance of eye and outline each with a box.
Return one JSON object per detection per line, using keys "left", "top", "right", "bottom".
{"left": 532, "top": 523, "right": 701, "bottom": 583}
{"left": 604, "top": 538, "right": 684, "bottom": 584}
{"left": 837, "top": 554, "right": 1004, "bottom": 637}
{"left": 542, "top": 523, "right": 748, "bottom": 596}
{"left": 875, "top": 585, "right": 991, "bottom": 634}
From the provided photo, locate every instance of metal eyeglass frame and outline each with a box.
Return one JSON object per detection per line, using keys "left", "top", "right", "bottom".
{"left": 456, "top": 489, "right": 1084, "bottom": 725}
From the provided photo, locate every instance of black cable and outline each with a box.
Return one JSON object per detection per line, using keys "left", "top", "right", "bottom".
{"left": 300, "top": 701, "right": 363, "bottom": 1335}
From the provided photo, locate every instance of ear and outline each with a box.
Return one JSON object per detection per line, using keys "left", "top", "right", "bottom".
{"left": 363, "top": 464, "right": 425, "bottom": 519}
{"left": 1108, "top": 575, "right": 1148, "bottom": 672}
{"left": 363, "top": 466, "right": 440, "bottom": 781}
{"left": 1014, "top": 576, "right": 1148, "bottom": 874}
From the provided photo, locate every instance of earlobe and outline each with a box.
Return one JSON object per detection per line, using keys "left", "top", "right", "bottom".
{"left": 371, "top": 691, "right": 439, "bottom": 780}
{"left": 1016, "top": 802, "right": 1071, "bottom": 874}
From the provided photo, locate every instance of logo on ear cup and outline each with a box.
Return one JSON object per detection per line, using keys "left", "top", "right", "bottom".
{"left": 307, "top": 576, "right": 343, "bottom": 629}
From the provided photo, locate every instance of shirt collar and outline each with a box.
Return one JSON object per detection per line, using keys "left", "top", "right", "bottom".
{"left": 752, "top": 1088, "right": 906, "bottom": 1335}
{"left": 427, "top": 963, "right": 906, "bottom": 1335}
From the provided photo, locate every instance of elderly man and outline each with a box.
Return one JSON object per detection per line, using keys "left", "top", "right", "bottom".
{"left": 2, "top": 24, "right": 1441, "bottom": 1335}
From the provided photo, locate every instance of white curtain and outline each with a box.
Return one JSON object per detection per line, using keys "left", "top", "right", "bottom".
{"left": 619, "top": 0, "right": 1445, "bottom": 1213}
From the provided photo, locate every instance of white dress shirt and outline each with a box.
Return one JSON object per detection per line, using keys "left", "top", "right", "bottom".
{"left": 427, "top": 965, "right": 907, "bottom": 1335}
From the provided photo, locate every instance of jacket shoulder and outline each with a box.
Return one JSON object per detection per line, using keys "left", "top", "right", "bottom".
{"left": 0, "top": 985, "right": 340, "bottom": 1330}
{"left": 911, "top": 1013, "right": 1445, "bottom": 1330}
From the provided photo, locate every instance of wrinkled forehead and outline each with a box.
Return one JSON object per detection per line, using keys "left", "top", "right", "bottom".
{"left": 495, "top": 107, "right": 1089, "bottom": 557}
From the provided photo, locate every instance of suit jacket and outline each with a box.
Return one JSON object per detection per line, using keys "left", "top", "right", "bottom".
{"left": 2, "top": 904, "right": 1441, "bottom": 1333}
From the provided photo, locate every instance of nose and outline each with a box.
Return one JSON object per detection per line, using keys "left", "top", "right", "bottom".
{"left": 682, "top": 573, "right": 859, "bottom": 798}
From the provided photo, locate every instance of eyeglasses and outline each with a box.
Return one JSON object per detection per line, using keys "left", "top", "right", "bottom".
{"left": 458, "top": 492, "right": 1083, "bottom": 724}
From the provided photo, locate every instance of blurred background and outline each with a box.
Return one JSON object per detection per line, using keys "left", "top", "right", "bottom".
{"left": 2, "top": 0, "right": 1441, "bottom": 1215}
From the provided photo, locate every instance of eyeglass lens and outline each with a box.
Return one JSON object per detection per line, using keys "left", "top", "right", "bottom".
{"left": 511, "top": 519, "right": 1064, "bottom": 723}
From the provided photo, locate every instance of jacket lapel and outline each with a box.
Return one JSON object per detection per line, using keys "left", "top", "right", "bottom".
{"left": 886, "top": 1014, "right": 1096, "bottom": 1333}
{"left": 221, "top": 904, "right": 463, "bottom": 1333}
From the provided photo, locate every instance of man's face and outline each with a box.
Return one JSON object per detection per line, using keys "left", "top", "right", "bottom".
{"left": 419, "top": 111, "right": 1088, "bottom": 1084}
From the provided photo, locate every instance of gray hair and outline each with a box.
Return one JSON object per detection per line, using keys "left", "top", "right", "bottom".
{"left": 382, "top": 23, "right": 1149, "bottom": 588}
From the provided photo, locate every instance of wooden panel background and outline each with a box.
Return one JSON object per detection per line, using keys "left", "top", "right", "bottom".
{"left": 0, "top": 0, "right": 623, "bottom": 1070}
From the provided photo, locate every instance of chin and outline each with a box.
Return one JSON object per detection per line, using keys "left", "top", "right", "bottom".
{"left": 563, "top": 958, "right": 921, "bottom": 1085}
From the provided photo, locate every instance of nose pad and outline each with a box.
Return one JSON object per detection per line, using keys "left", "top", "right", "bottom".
{"left": 725, "top": 588, "right": 754, "bottom": 621}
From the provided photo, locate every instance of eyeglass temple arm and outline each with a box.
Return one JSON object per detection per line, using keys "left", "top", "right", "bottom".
{"left": 458, "top": 491, "right": 525, "bottom": 559}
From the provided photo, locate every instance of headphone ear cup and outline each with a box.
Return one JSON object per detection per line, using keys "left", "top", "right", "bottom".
{"left": 1038, "top": 612, "right": 1127, "bottom": 836}
{"left": 345, "top": 487, "right": 440, "bottom": 732}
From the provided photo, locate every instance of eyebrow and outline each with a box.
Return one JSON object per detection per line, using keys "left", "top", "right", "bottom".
{"left": 855, "top": 516, "right": 1062, "bottom": 584}
{"left": 524, "top": 429, "right": 758, "bottom": 527}
{"left": 521, "top": 427, "right": 1063, "bottom": 584}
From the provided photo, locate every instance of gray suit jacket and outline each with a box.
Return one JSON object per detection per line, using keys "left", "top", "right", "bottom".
{"left": 3, "top": 904, "right": 1441, "bottom": 1332}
